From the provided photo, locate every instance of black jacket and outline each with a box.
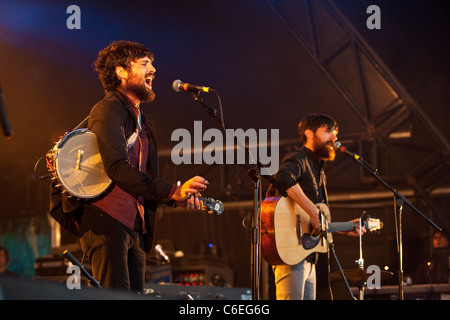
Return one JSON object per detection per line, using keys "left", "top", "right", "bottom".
{"left": 50, "top": 90, "right": 175, "bottom": 252}
{"left": 88, "top": 90, "right": 174, "bottom": 201}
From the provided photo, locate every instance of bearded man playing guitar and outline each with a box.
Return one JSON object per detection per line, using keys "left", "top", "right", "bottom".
{"left": 265, "top": 113, "right": 365, "bottom": 300}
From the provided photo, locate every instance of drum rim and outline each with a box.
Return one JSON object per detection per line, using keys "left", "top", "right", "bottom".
{"left": 54, "top": 128, "right": 112, "bottom": 199}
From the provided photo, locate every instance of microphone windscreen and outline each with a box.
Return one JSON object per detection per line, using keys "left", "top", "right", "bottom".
{"left": 172, "top": 79, "right": 182, "bottom": 92}
{"left": 333, "top": 141, "right": 342, "bottom": 151}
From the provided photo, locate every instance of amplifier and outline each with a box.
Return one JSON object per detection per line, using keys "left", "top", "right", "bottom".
{"left": 144, "top": 283, "right": 251, "bottom": 300}
{"left": 172, "top": 263, "right": 234, "bottom": 287}
{"left": 145, "top": 264, "right": 172, "bottom": 284}
{"left": 35, "top": 255, "right": 69, "bottom": 276}
{"left": 35, "top": 253, "right": 91, "bottom": 277}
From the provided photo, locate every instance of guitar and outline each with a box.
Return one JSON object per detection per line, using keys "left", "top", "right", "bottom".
{"left": 261, "top": 196, "right": 382, "bottom": 265}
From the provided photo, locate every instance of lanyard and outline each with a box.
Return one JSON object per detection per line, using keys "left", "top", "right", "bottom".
{"left": 127, "top": 107, "right": 142, "bottom": 149}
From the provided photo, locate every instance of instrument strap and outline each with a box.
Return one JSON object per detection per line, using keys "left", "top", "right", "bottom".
{"left": 127, "top": 107, "right": 142, "bottom": 149}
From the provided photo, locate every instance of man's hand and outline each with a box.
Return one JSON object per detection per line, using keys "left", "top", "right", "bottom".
{"left": 308, "top": 209, "right": 321, "bottom": 237}
{"left": 286, "top": 184, "right": 322, "bottom": 236}
{"left": 345, "top": 219, "right": 366, "bottom": 237}
{"left": 171, "top": 176, "right": 209, "bottom": 210}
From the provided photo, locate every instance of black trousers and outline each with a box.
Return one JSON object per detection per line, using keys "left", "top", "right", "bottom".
{"left": 79, "top": 206, "right": 146, "bottom": 292}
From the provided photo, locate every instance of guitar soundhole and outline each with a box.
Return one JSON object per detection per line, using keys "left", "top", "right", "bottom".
{"left": 302, "top": 234, "right": 320, "bottom": 250}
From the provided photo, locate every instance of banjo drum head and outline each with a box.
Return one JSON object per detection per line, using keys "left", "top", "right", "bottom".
{"left": 55, "top": 129, "right": 111, "bottom": 198}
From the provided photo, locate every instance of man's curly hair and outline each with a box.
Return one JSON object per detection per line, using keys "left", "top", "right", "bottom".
{"left": 94, "top": 40, "right": 153, "bottom": 92}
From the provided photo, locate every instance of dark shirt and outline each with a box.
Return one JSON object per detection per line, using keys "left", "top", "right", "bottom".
{"left": 268, "top": 146, "right": 328, "bottom": 205}
{"left": 267, "top": 146, "right": 328, "bottom": 266}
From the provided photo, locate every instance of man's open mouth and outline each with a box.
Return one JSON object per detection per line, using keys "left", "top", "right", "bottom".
{"left": 145, "top": 78, "right": 152, "bottom": 89}
{"left": 145, "top": 74, "right": 154, "bottom": 89}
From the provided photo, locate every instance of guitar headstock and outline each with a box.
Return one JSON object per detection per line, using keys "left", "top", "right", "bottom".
{"left": 201, "top": 197, "right": 224, "bottom": 215}
{"left": 364, "top": 217, "right": 383, "bottom": 232}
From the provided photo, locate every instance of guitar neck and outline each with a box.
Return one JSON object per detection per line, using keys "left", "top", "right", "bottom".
{"left": 328, "top": 221, "right": 358, "bottom": 233}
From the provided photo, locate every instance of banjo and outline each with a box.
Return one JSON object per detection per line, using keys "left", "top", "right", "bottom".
{"left": 45, "top": 129, "right": 224, "bottom": 215}
{"left": 46, "top": 128, "right": 112, "bottom": 199}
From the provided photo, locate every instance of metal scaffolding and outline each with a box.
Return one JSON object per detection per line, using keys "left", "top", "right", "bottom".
{"left": 266, "top": 0, "right": 450, "bottom": 231}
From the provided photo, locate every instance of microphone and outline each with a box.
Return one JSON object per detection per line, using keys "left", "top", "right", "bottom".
{"left": 172, "top": 79, "right": 215, "bottom": 93}
{"left": 0, "top": 84, "right": 12, "bottom": 137}
{"left": 333, "top": 141, "right": 361, "bottom": 160}
{"left": 155, "top": 244, "right": 171, "bottom": 263}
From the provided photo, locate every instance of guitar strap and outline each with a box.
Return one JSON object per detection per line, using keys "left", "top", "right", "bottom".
{"left": 73, "top": 91, "right": 143, "bottom": 148}
{"left": 320, "top": 169, "right": 329, "bottom": 206}
{"left": 72, "top": 115, "right": 90, "bottom": 131}
{"left": 73, "top": 113, "right": 140, "bottom": 149}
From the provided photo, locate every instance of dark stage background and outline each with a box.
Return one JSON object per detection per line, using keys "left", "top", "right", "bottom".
{"left": 1, "top": 0, "right": 449, "bottom": 299}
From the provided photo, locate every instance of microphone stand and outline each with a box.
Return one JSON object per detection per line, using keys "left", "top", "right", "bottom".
{"left": 328, "top": 240, "right": 356, "bottom": 300}
{"left": 356, "top": 217, "right": 365, "bottom": 300}
{"left": 320, "top": 207, "right": 356, "bottom": 300}
{"left": 339, "top": 147, "right": 441, "bottom": 300}
{"left": 189, "top": 91, "right": 286, "bottom": 300}
{"left": 63, "top": 250, "right": 102, "bottom": 289}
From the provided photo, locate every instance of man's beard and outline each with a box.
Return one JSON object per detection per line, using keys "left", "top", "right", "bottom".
{"left": 313, "top": 135, "right": 335, "bottom": 161}
{"left": 127, "top": 73, "right": 155, "bottom": 103}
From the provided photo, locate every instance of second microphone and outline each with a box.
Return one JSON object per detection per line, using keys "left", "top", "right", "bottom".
{"left": 172, "top": 79, "right": 215, "bottom": 93}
